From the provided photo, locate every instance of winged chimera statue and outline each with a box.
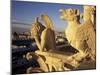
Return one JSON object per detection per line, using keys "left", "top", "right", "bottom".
{"left": 30, "top": 15, "right": 56, "bottom": 51}
{"left": 59, "top": 6, "right": 96, "bottom": 63}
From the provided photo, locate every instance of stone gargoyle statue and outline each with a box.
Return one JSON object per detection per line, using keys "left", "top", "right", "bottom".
{"left": 59, "top": 6, "right": 96, "bottom": 67}
{"left": 30, "top": 17, "right": 45, "bottom": 51}
{"left": 26, "top": 15, "right": 57, "bottom": 73}
{"left": 31, "top": 14, "right": 56, "bottom": 51}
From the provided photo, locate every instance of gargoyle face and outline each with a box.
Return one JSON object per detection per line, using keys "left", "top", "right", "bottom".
{"left": 31, "top": 22, "right": 40, "bottom": 38}
{"left": 31, "top": 18, "right": 45, "bottom": 38}
{"left": 60, "top": 8, "right": 80, "bottom": 21}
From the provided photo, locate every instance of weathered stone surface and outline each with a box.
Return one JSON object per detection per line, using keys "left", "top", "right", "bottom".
{"left": 31, "top": 17, "right": 45, "bottom": 38}
{"left": 27, "top": 6, "right": 96, "bottom": 72}
{"left": 31, "top": 17, "right": 45, "bottom": 51}
{"left": 31, "top": 15, "right": 56, "bottom": 51}
{"left": 40, "top": 14, "right": 56, "bottom": 51}
{"left": 60, "top": 7, "right": 96, "bottom": 61}
{"left": 26, "top": 52, "right": 49, "bottom": 72}
{"left": 60, "top": 9, "right": 81, "bottom": 50}
{"left": 83, "top": 5, "right": 96, "bottom": 29}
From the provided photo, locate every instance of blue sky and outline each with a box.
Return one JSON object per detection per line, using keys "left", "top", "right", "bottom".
{"left": 12, "top": 1, "right": 83, "bottom": 32}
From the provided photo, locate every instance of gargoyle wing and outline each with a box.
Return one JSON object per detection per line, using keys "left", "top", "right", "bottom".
{"left": 75, "top": 22, "right": 96, "bottom": 51}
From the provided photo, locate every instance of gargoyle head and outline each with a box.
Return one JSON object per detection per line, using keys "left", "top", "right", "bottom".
{"left": 59, "top": 8, "right": 80, "bottom": 21}
{"left": 31, "top": 17, "right": 45, "bottom": 38}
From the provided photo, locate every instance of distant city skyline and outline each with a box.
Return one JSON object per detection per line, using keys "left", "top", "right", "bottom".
{"left": 12, "top": 0, "right": 84, "bottom": 32}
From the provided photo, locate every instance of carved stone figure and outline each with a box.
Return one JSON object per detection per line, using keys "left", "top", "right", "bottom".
{"left": 31, "top": 15, "right": 56, "bottom": 51}
{"left": 26, "top": 6, "right": 96, "bottom": 73}
{"left": 31, "top": 17, "right": 45, "bottom": 51}
{"left": 82, "top": 6, "right": 96, "bottom": 59}
{"left": 60, "top": 7, "right": 96, "bottom": 64}
{"left": 60, "top": 9, "right": 81, "bottom": 52}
